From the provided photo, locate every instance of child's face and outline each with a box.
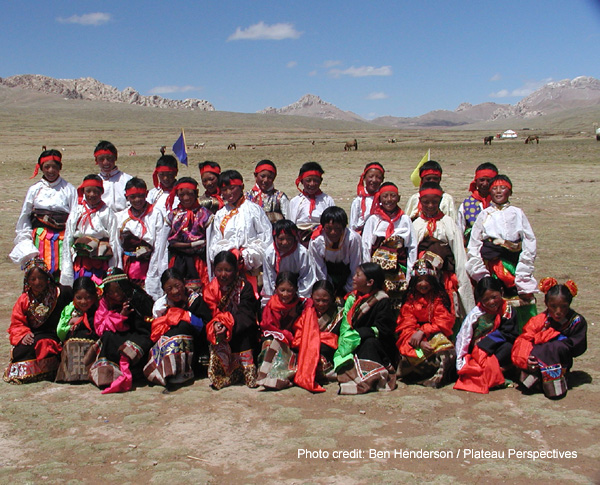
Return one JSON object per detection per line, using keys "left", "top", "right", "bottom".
{"left": 490, "top": 184, "right": 511, "bottom": 205}
{"left": 201, "top": 172, "right": 219, "bottom": 194}
{"left": 221, "top": 184, "right": 244, "bottom": 205}
{"left": 276, "top": 280, "right": 297, "bottom": 304}
{"left": 380, "top": 191, "right": 400, "bottom": 213}
{"left": 255, "top": 170, "right": 276, "bottom": 192}
{"left": 352, "top": 268, "right": 373, "bottom": 294}
{"left": 312, "top": 288, "right": 332, "bottom": 316}
{"left": 480, "top": 289, "right": 503, "bottom": 313}
{"left": 422, "top": 174, "right": 441, "bottom": 184}
{"left": 301, "top": 176, "right": 322, "bottom": 196}
{"left": 214, "top": 261, "right": 236, "bottom": 287}
{"left": 157, "top": 171, "right": 176, "bottom": 189}
{"left": 420, "top": 194, "right": 442, "bottom": 217}
{"left": 364, "top": 169, "right": 384, "bottom": 194}
{"left": 96, "top": 153, "right": 117, "bottom": 173}
{"left": 74, "top": 288, "right": 97, "bottom": 313}
{"left": 475, "top": 176, "right": 493, "bottom": 197}
{"left": 546, "top": 295, "right": 570, "bottom": 323}
{"left": 104, "top": 282, "right": 128, "bottom": 306}
{"left": 177, "top": 188, "right": 198, "bottom": 209}
{"left": 415, "top": 276, "right": 432, "bottom": 296}
{"left": 163, "top": 277, "right": 186, "bottom": 303}
{"left": 41, "top": 160, "right": 61, "bottom": 183}
{"left": 127, "top": 193, "right": 147, "bottom": 211}
{"left": 84, "top": 186, "right": 103, "bottom": 207}
{"left": 276, "top": 233, "right": 296, "bottom": 253}
{"left": 27, "top": 268, "right": 49, "bottom": 296}
{"left": 323, "top": 221, "right": 344, "bottom": 244}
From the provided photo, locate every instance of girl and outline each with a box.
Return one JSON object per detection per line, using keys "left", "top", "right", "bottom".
{"left": 334, "top": 263, "right": 397, "bottom": 394}
{"left": 454, "top": 277, "right": 519, "bottom": 394}
{"left": 362, "top": 182, "right": 417, "bottom": 307}
{"left": 166, "top": 177, "right": 213, "bottom": 291}
{"left": 288, "top": 162, "right": 335, "bottom": 245}
{"left": 466, "top": 174, "right": 537, "bottom": 327}
{"left": 4, "top": 258, "right": 73, "bottom": 383}
{"left": 147, "top": 153, "right": 179, "bottom": 216}
{"left": 197, "top": 160, "right": 224, "bottom": 212}
{"left": 60, "top": 175, "right": 121, "bottom": 287}
{"left": 144, "top": 268, "right": 212, "bottom": 388}
{"left": 245, "top": 159, "right": 290, "bottom": 223}
{"left": 204, "top": 251, "right": 260, "bottom": 389}
{"left": 116, "top": 177, "right": 169, "bottom": 300}
{"left": 396, "top": 259, "right": 456, "bottom": 387}
{"left": 256, "top": 272, "right": 324, "bottom": 392}
{"left": 55, "top": 276, "right": 99, "bottom": 382}
{"left": 349, "top": 162, "right": 385, "bottom": 233}
{"left": 404, "top": 160, "right": 457, "bottom": 221}
{"left": 512, "top": 278, "right": 587, "bottom": 399}
{"left": 261, "top": 219, "right": 316, "bottom": 307}
{"left": 87, "top": 268, "right": 154, "bottom": 394}
{"left": 11, "top": 149, "right": 77, "bottom": 276}
{"left": 94, "top": 140, "right": 132, "bottom": 213}
{"left": 310, "top": 280, "right": 341, "bottom": 379}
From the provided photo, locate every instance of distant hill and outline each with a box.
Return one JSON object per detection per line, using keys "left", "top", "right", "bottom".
{"left": 0, "top": 74, "right": 215, "bottom": 111}
{"left": 258, "top": 94, "right": 365, "bottom": 123}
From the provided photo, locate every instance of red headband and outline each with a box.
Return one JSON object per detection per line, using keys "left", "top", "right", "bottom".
{"left": 255, "top": 163, "right": 277, "bottom": 175}
{"left": 175, "top": 182, "right": 198, "bottom": 192}
{"left": 296, "top": 170, "right": 323, "bottom": 188}
{"left": 490, "top": 179, "right": 512, "bottom": 190}
{"left": 378, "top": 184, "right": 398, "bottom": 194}
{"left": 31, "top": 155, "right": 62, "bottom": 179}
{"left": 125, "top": 187, "right": 148, "bottom": 197}
{"left": 200, "top": 165, "right": 221, "bottom": 175}
{"left": 77, "top": 179, "right": 104, "bottom": 203}
{"left": 420, "top": 169, "right": 441, "bottom": 179}
{"left": 419, "top": 188, "right": 443, "bottom": 198}
{"left": 363, "top": 164, "right": 384, "bottom": 176}
{"left": 94, "top": 149, "right": 115, "bottom": 158}
{"left": 152, "top": 166, "right": 178, "bottom": 188}
{"left": 475, "top": 169, "right": 498, "bottom": 179}
{"left": 222, "top": 179, "right": 244, "bottom": 187}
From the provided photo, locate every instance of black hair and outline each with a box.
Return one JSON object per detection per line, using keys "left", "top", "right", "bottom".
{"left": 490, "top": 174, "right": 513, "bottom": 190}
{"left": 213, "top": 250, "right": 239, "bottom": 274}
{"left": 219, "top": 170, "right": 243, "bottom": 187}
{"left": 545, "top": 285, "right": 574, "bottom": 305}
{"left": 320, "top": 206, "right": 348, "bottom": 227}
{"left": 198, "top": 160, "right": 221, "bottom": 172}
{"left": 103, "top": 267, "right": 137, "bottom": 299}
{"left": 403, "top": 270, "right": 452, "bottom": 312}
{"left": 363, "top": 162, "right": 385, "bottom": 173}
{"left": 419, "top": 181, "right": 444, "bottom": 193}
{"left": 358, "top": 263, "right": 385, "bottom": 291}
{"left": 255, "top": 159, "right": 277, "bottom": 173}
{"left": 94, "top": 140, "right": 118, "bottom": 157}
{"left": 156, "top": 155, "right": 178, "bottom": 169}
{"left": 73, "top": 276, "right": 97, "bottom": 297}
{"left": 419, "top": 160, "right": 442, "bottom": 175}
{"left": 160, "top": 268, "right": 185, "bottom": 287}
{"left": 125, "top": 177, "right": 147, "bottom": 191}
{"left": 311, "top": 280, "right": 335, "bottom": 298}
{"left": 273, "top": 219, "right": 298, "bottom": 237}
{"left": 275, "top": 271, "right": 299, "bottom": 290}
{"left": 38, "top": 149, "right": 63, "bottom": 170}
{"left": 298, "top": 161, "right": 324, "bottom": 177}
{"left": 474, "top": 276, "right": 504, "bottom": 302}
{"left": 476, "top": 162, "right": 498, "bottom": 173}
{"left": 83, "top": 173, "right": 103, "bottom": 184}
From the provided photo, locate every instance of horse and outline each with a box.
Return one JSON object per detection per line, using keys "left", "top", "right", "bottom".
{"left": 387, "top": 138, "right": 397, "bottom": 143}
{"left": 483, "top": 136, "right": 494, "bottom": 145}
{"left": 525, "top": 135, "right": 539, "bottom": 144}
{"left": 344, "top": 139, "right": 358, "bottom": 151}
{"left": 193, "top": 142, "right": 206, "bottom": 149}
{"left": 227, "top": 143, "right": 236, "bottom": 150}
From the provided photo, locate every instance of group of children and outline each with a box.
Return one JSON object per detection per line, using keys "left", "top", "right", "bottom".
{"left": 5, "top": 142, "right": 587, "bottom": 399}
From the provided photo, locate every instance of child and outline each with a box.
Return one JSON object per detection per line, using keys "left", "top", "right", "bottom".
{"left": 512, "top": 278, "right": 587, "bottom": 399}
{"left": 257, "top": 272, "right": 325, "bottom": 392}
{"left": 144, "top": 268, "right": 212, "bottom": 388}
{"left": 350, "top": 162, "right": 385, "bottom": 233}
{"left": 11, "top": 149, "right": 77, "bottom": 277}
{"left": 404, "top": 160, "right": 456, "bottom": 221}
{"left": 207, "top": 170, "right": 273, "bottom": 296}
{"left": 261, "top": 219, "right": 316, "bottom": 307}
{"left": 310, "top": 280, "right": 341, "bottom": 378}
{"left": 396, "top": 259, "right": 456, "bottom": 387}
{"left": 454, "top": 277, "right": 519, "bottom": 394}
{"left": 87, "top": 268, "right": 154, "bottom": 394}
{"left": 457, "top": 163, "right": 498, "bottom": 246}
{"left": 334, "top": 263, "right": 398, "bottom": 394}
{"left": 362, "top": 182, "right": 417, "bottom": 307}
{"left": 147, "top": 153, "right": 178, "bottom": 216}
{"left": 466, "top": 174, "right": 537, "bottom": 326}
{"left": 288, "top": 162, "right": 335, "bottom": 245}
{"left": 55, "top": 276, "right": 99, "bottom": 382}
{"left": 245, "top": 159, "right": 290, "bottom": 223}
{"left": 412, "top": 182, "right": 475, "bottom": 317}
{"left": 94, "top": 140, "right": 132, "bottom": 212}
{"left": 116, "top": 177, "right": 169, "bottom": 300}
{"left": 198, "top": 160, "right": 224, "bottom": 212}
{"left": 308, "top": 206, "right": 362, "bottom": 300}
{"left": 4, "top": 258, "right": 73, "bottom": 383}
{"left": 166, "top": 177, "right": 213, "bottom": 291}
{"left": 60, "top": 175, "right": 121, "bottom": 287}
{"left": 204, "top": 250, "right": 260, "bottom": 389}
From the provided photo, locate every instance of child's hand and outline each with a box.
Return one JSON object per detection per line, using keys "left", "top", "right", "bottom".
{"left": 518, "top": 293, "right": 534, "bottom": 305}
{"left": 420, "top": 340, "right": 433, "bottom": 353}
{"left": 69, "top": 316, "right": 80, "bottom": 328}
{"left": 214, "top": 322, "right": 226, "bottom": 336}
{"left": 409, "top": 330, "right": 425, "bottom": 348}
{"left": 120, "top": 301, "right": 133, "bottom": 316}
{"left": 527, "top": 355, "right": 539, "bottom": 370}
{"left": 21, "top": 332, "right": 35, "bottom": 345}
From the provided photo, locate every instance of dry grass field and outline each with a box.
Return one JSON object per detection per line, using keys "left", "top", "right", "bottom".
{"left": 0, "top": 91, "right": 598, "bottom": 484}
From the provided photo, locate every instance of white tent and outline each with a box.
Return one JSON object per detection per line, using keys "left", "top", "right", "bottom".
{"left": 501, "top": 129, "right": 517, "bottom": 139}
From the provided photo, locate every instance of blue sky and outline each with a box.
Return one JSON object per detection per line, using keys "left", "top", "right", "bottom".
{"left": 2, "top": 1, "right": 600, "bottom": 118}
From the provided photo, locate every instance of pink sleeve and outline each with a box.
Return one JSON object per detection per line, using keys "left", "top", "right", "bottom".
{"left": 94, "top": 299, "right": 130, "bottom": 336}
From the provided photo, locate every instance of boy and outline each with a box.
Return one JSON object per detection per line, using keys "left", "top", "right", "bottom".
{"left": 404, "top": 160, "right": 456, "bottom": 221}
{"left": 94, "top": 140, "right": 132, "bottom": 212}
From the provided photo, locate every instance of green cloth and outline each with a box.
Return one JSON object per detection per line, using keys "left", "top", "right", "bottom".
{"left": 333, "top": 294, "right": 361, "bottom": 372}
{"left": 57, "top": 302, "right": 75, "bottom": 342}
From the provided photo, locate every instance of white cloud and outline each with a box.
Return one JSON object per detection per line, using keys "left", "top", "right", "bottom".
{"left": 228, "top": 21, "right": 302, "bottom": 41}
{"left": 148, "top": 85, "right": 202, "bottom": 95}
{"left": 57, "top": 12, "right": 111, "bottom": 26}
{"left": 490, "top": 73, "right": 501, "bottom": 82}
{"left": 286, "top": 61, "right": 298, "bottom": 68}
{"left": 329, "top": 65, "right": 392, "bottom": 78}
{"left": 366, "top": 92, "right": 388, "bottom": 100}
{"left": 323, "top": 60, "right": 342, "bottom": 68}
{"left": 490, "top": 78, "right": 552, "bottom": 98}
{"left": 308, "top": 70, "right": 317, "bottom": 77}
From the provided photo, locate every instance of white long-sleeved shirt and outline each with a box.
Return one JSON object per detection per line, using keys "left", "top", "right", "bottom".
{"left": 405, "top": 192, "right": 457, "bottom": 222}
{"left": 349, "top": 195, "right": 375, "bottom": 232}
{"left": 99, "top": 168, "right": 133, "bottom": 213}
{"left": 288, "top": 192, "right": 335, "bottom": 230}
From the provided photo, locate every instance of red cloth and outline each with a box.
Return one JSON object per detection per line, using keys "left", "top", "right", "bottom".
{"left": 511, "top": 312, "right": 560, "bottom": 370}
{"left": 370, "top": 192, "right": 404, "bottom": 239}
{"left": 487, "top": 259, "right": 516, "bottom": 289}
{"left": 76, "top": 200, "right": 106, "bottom": 230}
{"left": 454, "top": 346, "right": 504, "bottom": 394}
{"left": 260, "top": 294, "right": 299, "bottom": 345}
{"left": 203, "top": 278, "right": 236, "bottom": 344}
{"left": 150, "top": 307, "right": 191, "bottom": 343}
{"left": 418, "top": 210, "right": 444, "bottom": 237}
{"left": 8, "top": 294, "right": 35, "bottom": 346}
{"left": 127, "top": 203, "right": 154, "bottom": 237}
{"left": 395, "top": 294, "right": 454, "bottom": 358}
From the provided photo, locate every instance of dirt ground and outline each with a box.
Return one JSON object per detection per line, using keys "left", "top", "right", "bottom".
{"left": 0, "top": 115, "right": 598, "bottom": 483}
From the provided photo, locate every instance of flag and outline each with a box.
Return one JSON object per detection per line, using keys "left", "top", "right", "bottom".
{"left": 172, "top": 130, "right": 188, "bottom": 166}
{"left": 410, "top": 149, "right": 430, "bottom": 187}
